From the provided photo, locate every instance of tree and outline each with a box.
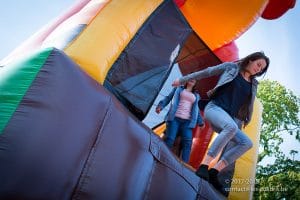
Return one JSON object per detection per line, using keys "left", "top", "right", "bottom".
{"left": 254, "top": 80, "right": 300, "bottom": 199}
{"left": 257, "top": 80, "right": 300, "bottom": 162}
{"left": 253, "top": 151, "right": 300, "bottom": 200}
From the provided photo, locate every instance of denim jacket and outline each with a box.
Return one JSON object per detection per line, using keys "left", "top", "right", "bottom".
{"left": 179, "top": 62, "right": 258, "bottom": 126}
{"left": 157, "top": 86, "right": 204, "bottom": 128}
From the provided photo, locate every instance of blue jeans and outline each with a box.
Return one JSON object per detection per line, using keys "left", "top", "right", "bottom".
{"left": 204, "top": 101, "right": 253, "bottom": 165}
{"left": 165, "top": 117, "right": 193, "bottom": 163}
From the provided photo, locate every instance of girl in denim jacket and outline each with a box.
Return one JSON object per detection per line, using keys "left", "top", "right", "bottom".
{"left": 172, "top": 52, "right": 270, "bottom": 193}
{"left": 156, "top": 79, "right": 204, "bottom": 163}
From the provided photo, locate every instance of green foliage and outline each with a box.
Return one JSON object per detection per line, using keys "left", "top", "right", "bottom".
{"left": 253, "top": 152, "right": 300, "bottom": 200}
{"left": 257, "top": 80, "right": 300, "bottom": 162}
{"left": 254, "top": 80, "right": 300, "bottom": 199}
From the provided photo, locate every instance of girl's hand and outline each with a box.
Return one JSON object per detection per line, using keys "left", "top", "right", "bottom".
{"left": 155, "top": 107, "right": 162, "bottom": 114}
{"left": 172, "top": 78, "right": 180, "bottom": 87}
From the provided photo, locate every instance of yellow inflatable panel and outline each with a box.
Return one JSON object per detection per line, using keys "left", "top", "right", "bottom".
{"left": 153, "top": 123, "right": 166, "bottom": 137}
{"left": 229, "top": 99, "right": 262, "bottom": 200}
{"left": 180, "top": 0, "right": 268, "bottom": 50}
{"left": 65, "top": 0, "right": 163, "bottom": 83}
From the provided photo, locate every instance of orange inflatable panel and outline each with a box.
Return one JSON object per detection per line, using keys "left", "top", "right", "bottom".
{"left": 180, "top": 0, "right": 268, "bottom": 50}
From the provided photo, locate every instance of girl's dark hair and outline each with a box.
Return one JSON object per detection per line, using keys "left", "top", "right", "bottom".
{"left": 238, "top": 51, "right": 270, "bottom": 77}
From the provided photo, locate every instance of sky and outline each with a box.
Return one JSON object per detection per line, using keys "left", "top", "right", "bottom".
{"left": 0, "top": 0, "right": 75, "bottom": 60}
{"left": 0, "top": 1, "right": 299, "bottom": 162}
{"left": 236, "top": 3, "right": 300, "bottom": 96}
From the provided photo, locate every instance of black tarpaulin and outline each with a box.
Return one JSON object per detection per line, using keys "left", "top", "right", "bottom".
{"left": 104, "top": 0, "right": 192, "bottom": 120}
{"left": 0, "top": 48, "right": 225, "bottom": 200}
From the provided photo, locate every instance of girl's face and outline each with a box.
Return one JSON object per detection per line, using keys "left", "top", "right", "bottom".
{"left": 246, "top": 58, "right": 267, "bottom": 76}
{"left": 187, "top": 79, "right": 196, "bottom": 87}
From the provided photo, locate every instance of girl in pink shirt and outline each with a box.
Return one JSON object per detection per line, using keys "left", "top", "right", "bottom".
{"left": 156, "top": 79, "right": 204, "bottom": 163}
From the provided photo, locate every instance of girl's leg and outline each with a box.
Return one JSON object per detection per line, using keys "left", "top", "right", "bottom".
{"left": 216, "top": 129, "right": 253, "bottom": 170}
{"left": 213, "top": 160, "right": 227, "bottom": 172}
{"left": 207, "top": 130, "right": 252, "bottom": 196}
{"left": 204, "top": 102, "right": 238, "bottom": 160}
{"left": 180, "top": 121, "right": 193, "bottom": 163}
{"left": 196, "top": 102, "right": 238, "bottom": 181}
{"left": 164, "top": 118, "right": 180, "bottom": 148}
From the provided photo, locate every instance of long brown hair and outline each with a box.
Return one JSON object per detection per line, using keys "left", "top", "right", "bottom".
{"left": 237, "top": 51, "right": 270, "bottom": 77}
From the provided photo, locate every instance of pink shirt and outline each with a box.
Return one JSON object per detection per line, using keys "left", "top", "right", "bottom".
{"left": 175, "top": 89, "right": 196, "bottom": 120}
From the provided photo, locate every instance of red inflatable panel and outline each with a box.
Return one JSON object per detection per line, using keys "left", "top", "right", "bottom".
{"left": 262, "top": 0, "right": 296, "bottom": 19}
{"left": 213, "top": 41, "right": 239, "bottom": 62}
{"left": 174, "top": 0, "right": 187, "bottom": 7}
{"left": 189, "top": 114, "right": 214, "bottom": 169}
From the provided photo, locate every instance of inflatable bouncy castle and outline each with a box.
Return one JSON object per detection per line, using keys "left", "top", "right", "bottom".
{"left": 0, "top": 0, "right": 295, "bottom": 199}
